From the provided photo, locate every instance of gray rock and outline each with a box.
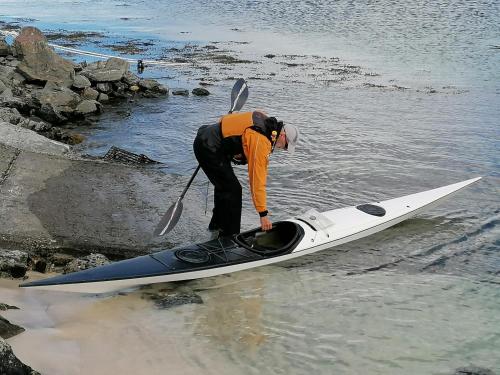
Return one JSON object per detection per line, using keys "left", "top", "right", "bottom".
{"left": 0, "top": 315, "right": 24, "bottom": 339}
{"left": 75, "top": 100, "right": 100, "bottom": 115}
{"left": 0, "top": 38, "right": 9, "bottom": 56}
{"left": 138, "top": 79, "right": 161, "bottom": 91}
{"left": 112, "top": 81, "right": 128, "bottom": 97}
{"left": 0, "top": 64, "right": 16, "bottom": 83}
{"left": 32, "top": 120, "right": 52, "bottom": 132}
{"left": 0, "top": 88, "right": 13, "bottom": 99}
{"left": 64, "top": 253, "right": 110, "bottom": 274}
{"left": 0, "top": 80, "right": 6, "bottom": 94}
{"left": 0, "top": 337, "right": 41, "bottom": 375}
{"left": 33, "top": 258, "right": 52, "bottom": 273}
{"left": 37, "top": 81, "right": 81, "bottom": 109}
{"left": 96, "top": 82, "right": 112, "bottom": 94}
{"left": 139, "top": 79, "right": 169, "bottom": 97}
{"left": 5, "top": 59, "right": 20, "bottom": 68}
{"left": 0, "top": 96, "right": 34, "bottom": 115}
{"left": 122, "top": 70, "right": 140, "bottom": 86}
{"left": 172, "top": 89, "right": 189, "bottom": 96}
{"left": 148, "top": 293, "right": 203, "bottom": 309}
{"left": 97, "top": 93, "right": 109, "bottom": 102}
{"left": 0, "top": 121, "right": 69, "bottom": 155}
{"left": 192, "top": 87, "right": 210, "bottom": 96}
{"left": 81, "top": 57, "right": 129, "bottom": 82}
{"left": 13, "top": 27, "right": 75, "bottom": 85}
{"left": 11, "top": 71, "right": 26, "bottom": 86}
{"left": 0, "top": 107, "right": 23, "bottom": 125}
{"left": 51, "top": 253, "right": 75, "bottom": 268}
{"left": 38, "top": 103, "right": 68, "bottom": 123}
{"left": 34, "top": 81, "right": 82, "bottom": 122}
{"left": 0, "top": 143, "right": 207, "bottom": 259}
{"left": 0, "top": 249, "right": 29, "bottom": 278}
{"left": 72, "top": 74, "right": 91, "bottom": 89}
{"left": 82, "top": 87, "right": 99, "bottom": 100}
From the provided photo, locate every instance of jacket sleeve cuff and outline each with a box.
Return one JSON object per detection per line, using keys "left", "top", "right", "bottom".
{"left": 259, "top": 210, "right": 268, "bottom": 217}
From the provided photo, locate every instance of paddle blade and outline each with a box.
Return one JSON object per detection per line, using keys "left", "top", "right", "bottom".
{"left": 153, "top": 199, "right": 183, "bottom": 236}
{"left": 230, "top": 79, "right": 248, "bottom": 113}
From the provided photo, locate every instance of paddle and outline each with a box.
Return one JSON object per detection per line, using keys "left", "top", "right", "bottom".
{"left": 153, "top": 79, "right": 249, "bottom": 236}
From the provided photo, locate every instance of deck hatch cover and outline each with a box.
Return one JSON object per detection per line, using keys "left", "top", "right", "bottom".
{"left": 356, "top": 204, "right": 386, "bottom": 217}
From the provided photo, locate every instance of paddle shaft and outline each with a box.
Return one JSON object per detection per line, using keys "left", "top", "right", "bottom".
{"left": 179, "top": 165, "right": 201, "bottom": 200}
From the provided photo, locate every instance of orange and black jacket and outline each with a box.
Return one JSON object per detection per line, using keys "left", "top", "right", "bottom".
{"left": 219, "top": 111, "right": 272, "bottom": 217}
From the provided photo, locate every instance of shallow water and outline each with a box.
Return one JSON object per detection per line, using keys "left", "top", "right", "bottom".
{"left": 0, "top": 0, "right": 499, "bottom": 374}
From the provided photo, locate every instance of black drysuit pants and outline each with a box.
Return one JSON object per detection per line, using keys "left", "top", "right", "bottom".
{"left": 193, "top": 136, "right": 242, "bottom": 235}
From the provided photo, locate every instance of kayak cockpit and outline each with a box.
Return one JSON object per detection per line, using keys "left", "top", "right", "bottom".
{"left": 235, "top": 221, "right": 304, "bottom": 256}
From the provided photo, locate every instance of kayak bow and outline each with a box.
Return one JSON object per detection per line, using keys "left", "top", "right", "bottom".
{"left": 20, "top": 177, "right": 481, "bottom": 293}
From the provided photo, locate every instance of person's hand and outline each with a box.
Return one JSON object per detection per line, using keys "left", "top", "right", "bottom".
{"left": 260, "top": 216, "right": 272, "bottom": 231}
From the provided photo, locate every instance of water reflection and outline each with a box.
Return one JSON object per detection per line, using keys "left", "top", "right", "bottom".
{"left": 191, "top": 275, "right": 268, "bottom": 353}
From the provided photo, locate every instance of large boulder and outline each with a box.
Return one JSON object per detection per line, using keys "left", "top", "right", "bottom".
{"left": 13, "top": 27, "right": 75, "bottom": 85}
{"left": 0, "top": 337, "right": 40, "bottom": 375}
{"left": 34, "top": 82, "right": 82, "bottom": 123}
{"left": 81, "top": 57, "right": 129, "bottom": 82}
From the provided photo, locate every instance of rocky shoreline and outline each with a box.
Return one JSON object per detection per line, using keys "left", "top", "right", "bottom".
{"left": 0, "top": 26, "right": 206, "bottom": 374}
{"left": 0, "top": 26, "right": 170, "bottom": 145}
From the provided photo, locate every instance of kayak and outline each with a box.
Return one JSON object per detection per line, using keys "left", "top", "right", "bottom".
{"left": 20, "top": 177, "right": 481, "bottom": 293}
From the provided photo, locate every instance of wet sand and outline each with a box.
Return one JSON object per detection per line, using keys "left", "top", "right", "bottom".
{"left": 1, "top": 274, "right": 234, "bottom": 375}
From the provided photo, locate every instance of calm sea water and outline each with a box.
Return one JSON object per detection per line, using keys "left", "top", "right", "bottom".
{"left": 0, "top": 1, "right": 499, "bottom": 374}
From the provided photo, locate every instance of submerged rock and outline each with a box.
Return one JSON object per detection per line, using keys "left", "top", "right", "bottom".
{"left": 63, "top": 253, "right": 110, "bottom": 274}
{"left": 147, "top": 292, "right": 203, "bottom": 309}
{"left": 454, "top": 366, "right": 496, "bottom": 375}
{"left": 0, "top": 304, "right": 19, "bottom": 311}
{"left": 0, "top": 337, "right": 40, "bottom": 375}
{"left": 138, "top": 79, "right": 168, "bottom": 97}
{"left": 192, "top": 87, "right": 210, "bottom": 96}
{"left": 0, "top": 315, "right": 25, "bottom": 339}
